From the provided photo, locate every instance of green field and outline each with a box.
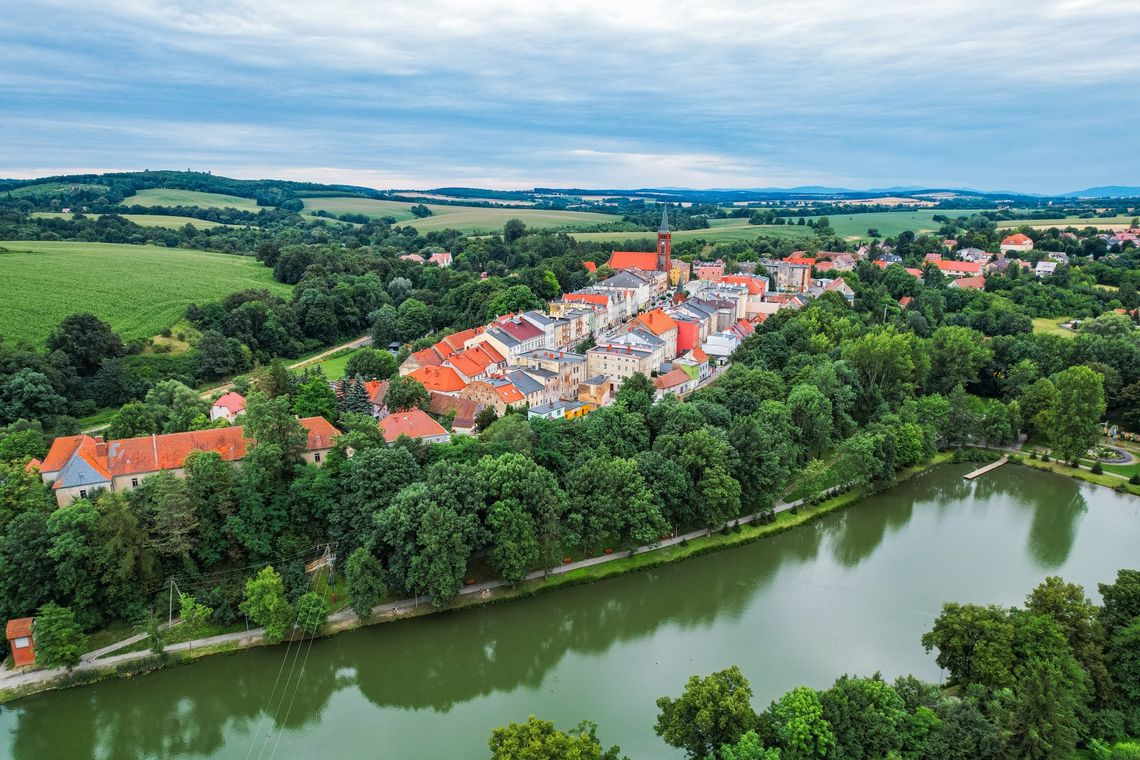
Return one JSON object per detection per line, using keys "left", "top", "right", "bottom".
{"left": 5, "top": 182, "right": 109, "bottom": 198}
{"left": 31, "top": 212, "right": 238, "bottom": 229}
{"left": 1032, "top": 316, "right": 1075, "bottom": 338}
{"left": 0, "top": 241, "right": 290, "bottom": 345}
{"left": 122, "top": 188, "right": 265, "bottom": 211}
{"left": 302, "top": 197, "right": 614, "bottom": 232}
{"left": 572, "top": 219, "right": 813, "bottom": 244}
{"left": 997, "top": 215, "right": 1138, "bottom": 230}
{"left": 300, "top": 347, "right": 361, "bottom": 379}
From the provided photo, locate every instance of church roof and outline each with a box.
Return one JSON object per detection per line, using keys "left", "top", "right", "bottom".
{"left": 659, "top": 206, "right": 670, "bottom": 233}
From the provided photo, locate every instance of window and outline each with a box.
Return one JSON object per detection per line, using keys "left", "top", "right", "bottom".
{"left": 13, "top": 637, "right": 29, "bottom": 649}
{"left": 131, "top": 478, "right": 139, "bottom": 488}
{"left": 313, "top": 452, "right": 321, "bottom": 462}
{"left": 79, "top": 489, "right": 87, "bottom": 499}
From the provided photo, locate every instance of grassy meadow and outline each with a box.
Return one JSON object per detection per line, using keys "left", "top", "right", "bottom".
{"left": 1032, "top": 316, "right": 1075, "bottom": 338}
{"left": 122, "top": 188, "right": 265, "bottom": 211}
{"left": 997, "top": 215, "right": 1138, "bottom": 231}
{"left": 572, "top": 219, "right": 813, "bottom": 244}
{"left": 0, "top": 241, "right": 290, "bottom": 345}
{"left": 31, "top": 212, "right": 239, "bottom": 229}
{"left": 302, "top": 196, "right": 615, "bottom": 232}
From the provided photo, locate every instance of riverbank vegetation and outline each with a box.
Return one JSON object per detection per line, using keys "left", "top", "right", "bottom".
{"left": 491, "top": 569, "right": 1140, "bottom": 760}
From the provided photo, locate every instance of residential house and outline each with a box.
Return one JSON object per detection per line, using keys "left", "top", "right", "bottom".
{"left": 409, "top": 365, "right": 468, "bottom": 395}
{"left": 461, "top": 378, "right": 526, "bottom": 415}
{"left": 949, "top": 276, "right": 986, "bottom": 291}
{"left": 585, "top": 343, "right": 657, "bottom": 382}
{"left": 578, "top": 375, "right": 611, "bottom": 407}
{"left": 398, "top": 346, "right": 444, "bottom": 376}
{"left": 510, "top": 367, "right": 559, "bottom": 406}
{"left": 654, "top": 367, "right": 697, "bottom": 399}
{"left": 445, "top": 343, "right": 507, "bottom": 383}
{"left": 808, "top": 277, "right": 855, "bottom": 302}
{"left": 428, "top": 392, "right": 480, "bottom": 435}
{"left": 379, "top": 408, "right": 450, "bottom": 444}
{"left": 427, "top": 251, "right": 453, "bottom": 267}
{"left": 512, "top": 349, "right": 587, "bottom": 401}
{"left": 633, "top": 308, "right": 679, "bottom": 360}
{"left": 39, "top": 417, "right": 339, "bottom": 506}
{"left": 210, "top": 392, "right": 246, "bottom": 423}
{"left": 1035, "top": 261, "right": 1058, "bottom": 278}
{"left": 669, "top": 260, "right": 691, "bottom": 286}
{"left": 958, "top": 247, "right": 991, "bottom": 263}
{"left": 399, "top": 253, "right": 424, "bottom": 264}
{"left": 1000, "top": 233, "right": 1034, "bottom": 253}
{"left": 933, "top": 259, "right": 983, "bottom": 278}
{"left": 695, "top": 260, "right": 725, "bottom": 282}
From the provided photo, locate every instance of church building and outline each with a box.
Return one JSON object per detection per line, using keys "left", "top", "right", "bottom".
{"left": 607, "top": 206, "right": 673, "bottom": 275}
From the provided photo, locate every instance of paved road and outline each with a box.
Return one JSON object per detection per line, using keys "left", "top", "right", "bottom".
{"left": 0, "top": 485, "right": 831, "bottom": 694}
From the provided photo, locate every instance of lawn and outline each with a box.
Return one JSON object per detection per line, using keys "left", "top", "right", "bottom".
{"left": 122, "top": 188, "right": 265, "bottom": 211}
{"left": 297, "top": 347, "right": 360, "bottom": 379}
{"left": 572, "top": 220, "right": 813, "bottom": 244}
{"left": 5, "top": 182, "right": 109, "bottom": 198}
{"left": 31, "top": 212, "right": 239, "bottom": 229}
{"left": 0, "top": 241, "right": 291, "bottom": 345}
{"left": 1032, "top": 316, "right": 1075, "bottom": 338}
{"left": 302, "top": 196, "right": 615, "bottom": 232}
{"left": 997, "top": 215, "right": 1138, "bottom": 231}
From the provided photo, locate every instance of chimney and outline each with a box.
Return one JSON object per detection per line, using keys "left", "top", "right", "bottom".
{"left": 94, "top": 439, "right": 107, "bottom": 458}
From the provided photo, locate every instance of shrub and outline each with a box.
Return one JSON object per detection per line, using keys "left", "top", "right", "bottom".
{"left": 1091, "top": 461, "right": 1104, "bottom": 474}
{"left": 1042, "top": 452, "right": 1051, "bottom": 462}
{"left": 1030, "top": 450, "right": 1039, "bottom": 459}
{"left": 1129, "top": 473, "right": 1140, "bottom": 485}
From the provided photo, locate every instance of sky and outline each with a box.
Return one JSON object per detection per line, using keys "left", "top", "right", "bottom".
{"left": 2, "top": 0, "right": 1139, "bottom": 194}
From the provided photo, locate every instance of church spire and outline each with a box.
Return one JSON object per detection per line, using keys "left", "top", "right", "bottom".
{"left": 658, "top": 205, "right": 670, "bottom": 233}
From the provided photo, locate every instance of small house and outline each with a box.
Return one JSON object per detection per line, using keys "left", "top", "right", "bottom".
{"left": 210, "top": 392, "right": 247, "bottom": 423}
{"left": 6, "top": 618, "right": 35, "bottom": 668}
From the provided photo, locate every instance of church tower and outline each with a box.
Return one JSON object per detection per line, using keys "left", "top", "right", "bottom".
{"left": 656, "top": 206, "right": 672, "bottom": 273}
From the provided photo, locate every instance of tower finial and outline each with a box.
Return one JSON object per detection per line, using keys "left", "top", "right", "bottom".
{"left": 659, "top": 205, "right": 669, "bottom": 233}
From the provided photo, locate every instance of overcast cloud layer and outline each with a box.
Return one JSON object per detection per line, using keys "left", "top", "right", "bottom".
{"left": 2, "top": 0, "right": 1138, "bottom": 193}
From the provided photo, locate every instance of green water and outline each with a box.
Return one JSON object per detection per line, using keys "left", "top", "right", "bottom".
{"left": 3, "top": 463, "right": 1138, "bottom": 759}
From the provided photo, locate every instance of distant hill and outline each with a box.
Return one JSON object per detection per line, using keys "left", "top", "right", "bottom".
{"left": 1065, "top": 186, "right": 1140, "bottom": 198}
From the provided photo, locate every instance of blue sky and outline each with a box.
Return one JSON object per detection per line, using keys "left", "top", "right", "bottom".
{"left": 2, "top": 0, "right": 1138, "bottom": 193}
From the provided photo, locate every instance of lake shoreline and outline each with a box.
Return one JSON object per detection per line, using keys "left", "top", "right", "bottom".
{"left": 4, "top": 449, "right": 1126, "bottom": 704}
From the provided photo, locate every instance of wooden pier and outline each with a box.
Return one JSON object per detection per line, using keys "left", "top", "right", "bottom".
{"left": 963, "top": 455, "right": 1008, "bottom": 480}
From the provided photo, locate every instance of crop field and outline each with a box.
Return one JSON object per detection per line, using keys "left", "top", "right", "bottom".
{"left": 997, "top": 215, "right": 1138, "bottom": 230}
{"left": 572, "top": 219, "right": 813, "bottom": 244}
{"left": 0, "top": 241, "right": 290, "bottom": 345}
{"left": 31, "top": 212, "right": 238, "bottom": 229}
{"left": 794, "top": 208, "right": 979, "bottom": 239}
{"left": 4, "top": 182, "right": 109, "bottom": 198}
{"left": 302, "top": 196, "right": 614, "bottom": 232}
{"left": 122, "top": 188, "right": 265, "bottom": 211}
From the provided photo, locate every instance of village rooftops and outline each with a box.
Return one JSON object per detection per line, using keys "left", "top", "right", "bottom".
{"left": 379, "top": 408, "right": 449, "bottom": 443}
{"left": 410, "top": 364, "right": 467, "bottom": 393}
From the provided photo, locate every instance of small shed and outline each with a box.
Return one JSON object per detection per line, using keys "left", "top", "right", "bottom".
{"left": 6, "top": 617, "right": 35, "bottom": 667}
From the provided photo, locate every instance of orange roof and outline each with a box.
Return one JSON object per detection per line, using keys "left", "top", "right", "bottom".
{"left": 815, "top": 261, "right": 835, "bottom": 272}
{"left": 655, "top": 368, "right": 692, "bottom": 389}
{"left": 786, "top": 256, "right": 816, "bottom": 266}
{"left": 608, "top": 251, "right": 659, "bottom": 271}
{"left": 409, "top": 347, "right": 443, "bottom": 368}
{"left": 379, "top": 408, "right": 448, "bottom": 443}
{"left": 434, "top": 328, "right": 480, "bottom": 358}
{"left": 898, "top": 296, "right": 913, "bottom": 308}
{"left": 492, "top": 381, "right": 525, "bottom": 404}
{"left": 40, "top": 434, "right": 85, "bottom": 473}
{"left": 1002, "top": 233, "right": 1032, "bottom": 245}
{"left": 447, "top": 344, "right": 502, "bottom": 379}
{"left": 583, "top": 261, "right": 596, "bottom": 272}
{"left": 361, "top": 380, "right": 388, "bottom": 406}
{"left": 935, "top": 259, "right": 982, "bottom": 274}
{"left": 212, "top": 392, "right": 246, "bottom": 413}
{"left": 951, "top": 276, "right": 986, "bottom": 290}
{"left": 720, "top": 275, "right": 767, "bottom": 295}
{"left": 6, "top": 618, "right": 33, "bottom": 639}
{"left": 635, "top": 308, "right": 678, "bottom": 336}
{"left": 299, "top": 417, "right": 341, "bottom": 449}
{"left": 690, "top": 347, "right": 709, "bottom": 363}
{"left": 410, "top": 365, "right": 467, "bottom": 393}
{"left": 564, "top": 292, "right": 610, "bottom": 307}
{"left": 24, "top": 458, "right": 41, "bottom": 473}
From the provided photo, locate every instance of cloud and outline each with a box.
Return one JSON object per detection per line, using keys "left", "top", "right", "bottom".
{"left": 2, "top": 1, "right": 1139, "bottom": 192}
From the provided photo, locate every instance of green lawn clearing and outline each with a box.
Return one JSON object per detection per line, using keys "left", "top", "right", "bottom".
{"left": 1032, "top": 316, "right": 1075, "bottom": 337}
{"left": 122, "top": 188, "right": 265, "bottom": 211}
{"left": 302, "top": 197, "right": 615, "bottom": 232}
{"left": 0, "top": 241, "right": 290, "bottom": 345}
{"left": 572, "top": 220, "right": 813, "bottom": 245}
{"left": 997, "top": 215, "right": 1138, "bottom": 231}
{"left": 32, "top": 212, "right": 239, "bottom": 229}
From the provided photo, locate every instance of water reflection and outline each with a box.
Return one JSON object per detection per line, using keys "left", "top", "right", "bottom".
{"left": 0, "top": 464, "right": 1116, "bottom": 760}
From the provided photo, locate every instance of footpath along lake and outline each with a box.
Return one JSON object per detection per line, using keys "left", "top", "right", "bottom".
{"left": 2, "top": 463, "right": 1138, "bottom": 759}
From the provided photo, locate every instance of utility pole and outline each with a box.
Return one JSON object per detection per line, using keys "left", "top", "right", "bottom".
{"left": 168, "top": 577, "right": 175, "bottom": 628}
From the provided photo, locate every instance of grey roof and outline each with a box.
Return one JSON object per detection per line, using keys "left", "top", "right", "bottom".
{"left": 485, "top": 327, "right": 520, "bottom": 347}
{"left": 582, "top": 374, "right": 608, "bottom": 385}
{"left": 598, "top": 270, "right": 653, "bottom": 289}
{"left": 528, "top": 403, "right": 563, "bottom": 416}
{"left": 518, "top": 349, "right": 586, "bottom": 364}
{"left": 588, "top": 344, "right": 653, "bottom": 359}
{"left": 519, "top": 366, "right": 557, "bottom": 380}
{"left": 659, "top": 205, "right": 670, "bottom": 233}
{"left": 521, "top": 311, "right": 556, "bottom": 327}
{"left": 506, "top": 370, "right": 544, "bottom": 396}
{"left": 56, "top": 453, "right": 111, "bottom": 489}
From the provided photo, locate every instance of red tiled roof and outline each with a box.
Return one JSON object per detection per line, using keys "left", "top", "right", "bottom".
{"left": 212, "top": 392, "right": 246, "bottom": 413}
{"left": 719, "top": 275, "right": 767, "bottom": 295}
{"left": 951, "top": 276, "right": 986, "bottom": 290}
{"left": 434, "top": 328, "right": 480, "bottom": 358}
{"left": 428, "top": 392, "right": 479, "bottom": 429}
{"left": 815, "top": 261, "right": 835, "bottom": 272}
{"left": 1002, "top": 233, "right": 1032, "bottom": 245}
{"left": 410, "top": 365, "right": 467, "bottom": 392}
{"left": 608, "top": 251, "right": 659, "bottom": 271}
{"left": 40, "top": 435, "right": 84, "bottom": 473}
{"left": 583, "top": 261, "right": 596, "bottom": 272}
{"left": 564, "top": 292, "right": 610, "bottom": 307}
{"left": 494, "top": 383, "right": 525, "bottom": 404}
{"left": 898, "top": 296, "right": 913, "bottom": 308}
{"left": 786, "top": 256, "right": 816, "bottom": 266}
{"left": 299, "top": 417, "right": 341, "bottom": 450}
{"left": 410, "top": 347, "right": 444, "bottom": 368}
{"left": 361, "top": 380, "right": 388, "bottom": 406}
{"left": 934, "top": 259, "right": 982, "bottom": 274}
{"left": 6, "top": 618, "right": 33, "bottom": 639}
{"left": 690, "top": 347, "right": 709, "bottom": 363}
{"left": 24, "top": 458, "right": 41, "bottom": 473}
{"left": 379, "top": 408, "right": 448, "bottom": 442}
{"left": 655, "top": 368, "right": 691, "bottom": 389}
{"left": 635, "top": 308, "right": 678, "bottom": 336}
{"left": 448, "top": 344, "right": 502, "bottom": 378}
{"left": 495, "top": 318, "right": 544, "bottom": 342}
